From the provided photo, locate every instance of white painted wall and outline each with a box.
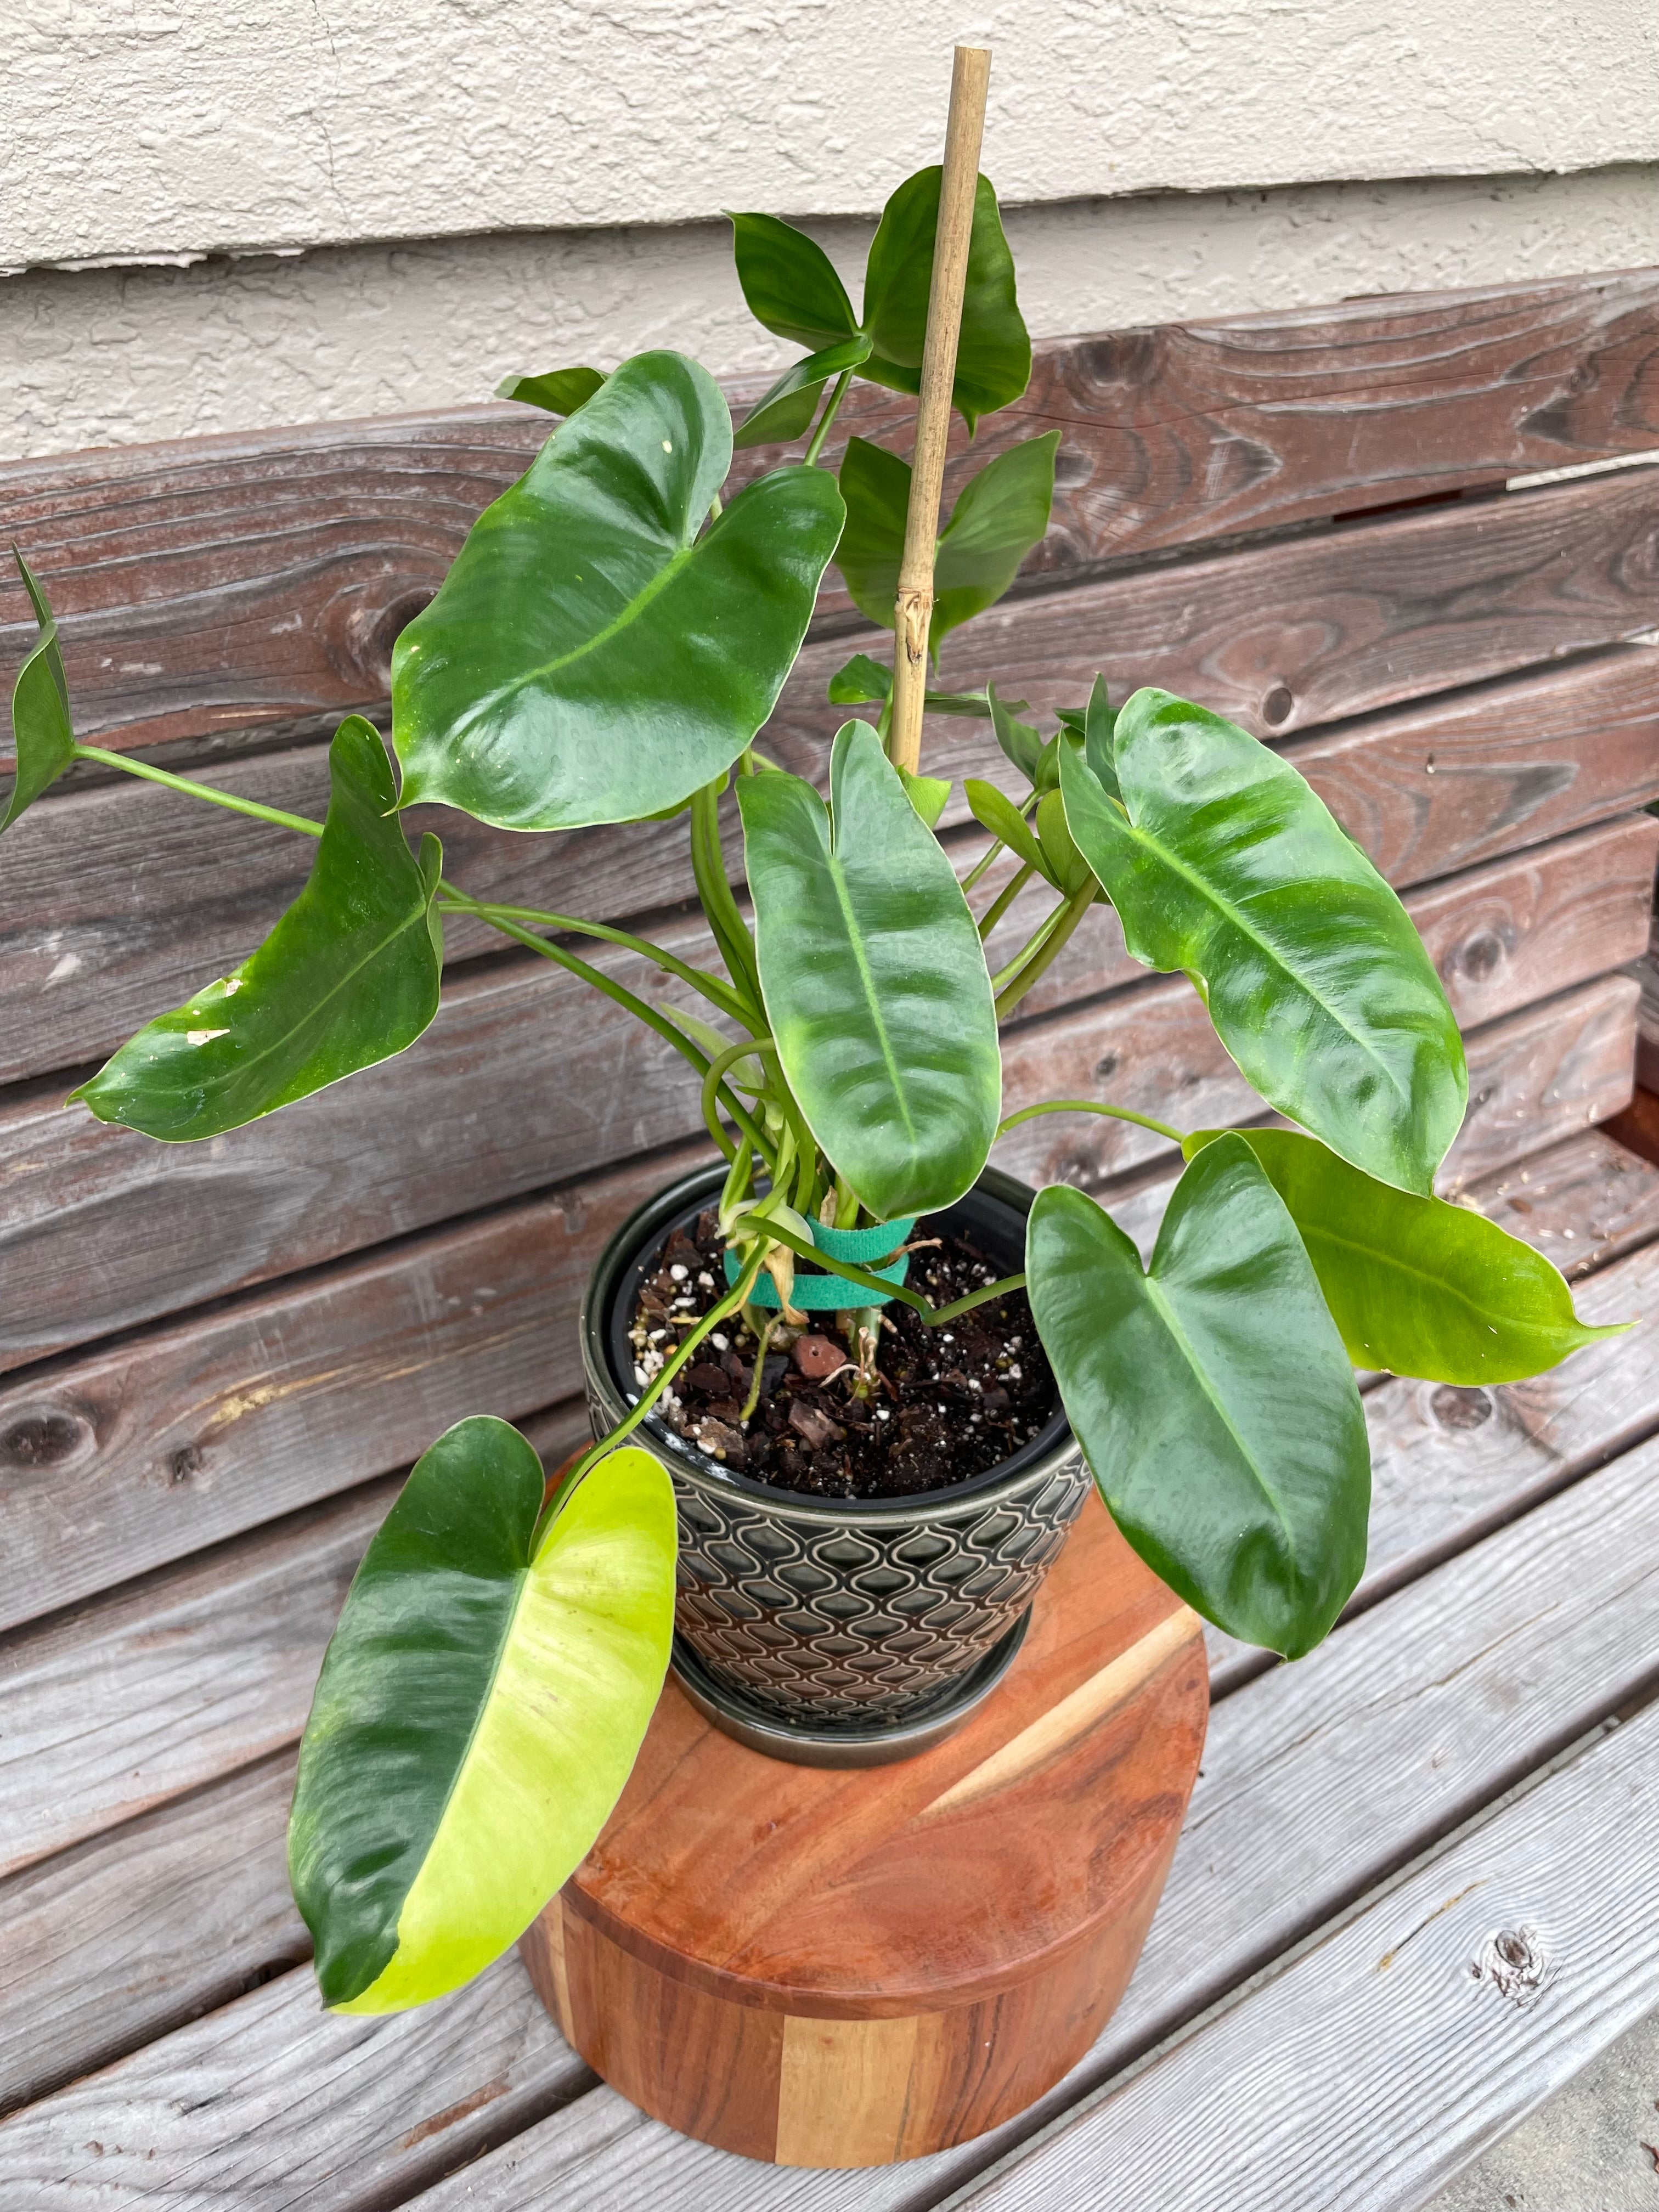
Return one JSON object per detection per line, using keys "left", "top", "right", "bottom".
{"left": 3, "top": 3, "right": 1654, "bottom": 459}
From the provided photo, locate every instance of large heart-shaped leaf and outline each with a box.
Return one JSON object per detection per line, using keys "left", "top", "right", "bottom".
{"left": 738, "top": 719, "right": 1000, "bottom": 1218}
{"left": 289, "top": 1423, "right": 675, "bottom": 2012}
{"left": 3, "top": 548, "right": 77, "bottom": 834}
{"left": 1027, "top": 1135, "right": 1370, "bottom": 1658}
{"left": 1058, "top": 693, "right": 1467, "bottom": 1195}
{"left": 836, "top": 432, "right": 1058, "bottom": 657}
{"left": 734, "top": 335, "right": 873, "bottom": 450}
{"left": 393, "top": 351, "right": 845, "bottom": 831}
{"left": 729, "top": 212, "right": 860, "bottom": 351}
{"left": 74, "top": 718, "right": 442, "bottom": 1140}
{"left": 861, "top": 170, "right": 1031, "bottom": 430}
{"left": 1188, "top": 1127, "right": 1627, "bottom": 1384}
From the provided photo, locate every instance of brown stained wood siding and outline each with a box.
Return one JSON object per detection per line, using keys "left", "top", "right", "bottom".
{"left": 3, "top": 267, "right": 1657, "bottom": 761}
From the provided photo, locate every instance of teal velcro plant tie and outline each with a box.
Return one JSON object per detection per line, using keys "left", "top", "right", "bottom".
{"left": 724, "top": 1212, "right": 917, "bottom": 1310}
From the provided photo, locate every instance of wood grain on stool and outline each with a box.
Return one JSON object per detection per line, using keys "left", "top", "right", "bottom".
{"left": 518, "top": 1493, "right": 1207, "bottom": 2165}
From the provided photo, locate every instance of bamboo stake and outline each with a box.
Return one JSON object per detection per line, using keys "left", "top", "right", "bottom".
{"left": 888, "top": 44, "right": 991, "bottom": 777}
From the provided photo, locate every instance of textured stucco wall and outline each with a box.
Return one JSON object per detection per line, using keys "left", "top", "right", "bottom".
{"left": 3, "top": 2, "right": 1654, "bottom": 459}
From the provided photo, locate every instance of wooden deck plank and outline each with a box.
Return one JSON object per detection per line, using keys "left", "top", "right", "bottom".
{"left": 949, "top": 1703, "right": 1659, "bottom": 2211}
{"left": 0, "top": 1956, "right": 591, "bottom": 2212}
{"left": 4, "top": 270, "right": 1656, "bottom": 759}
{"left": 1, "top": 917, "right": 1637, "bottom": 1375}
{"left": 5, "top": 644, "right": 1653, "bottom": 1090}
{"left": 373, "top": 1429, "right": 1659, "bottom": 2212}
{"left": 0, "top": 1752, "right": 305, "bottom": 2117}
{"left": 0, "top": 1485, "right": 393, "bottom": 1878}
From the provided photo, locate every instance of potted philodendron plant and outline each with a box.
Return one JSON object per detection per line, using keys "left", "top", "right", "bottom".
{"left": 3, "top": 140, "right": 1622, "bottom": 2030}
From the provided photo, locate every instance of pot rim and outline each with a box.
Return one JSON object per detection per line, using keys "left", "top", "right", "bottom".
{"left": 580, "top": 1158, "right": 1082, "bottom": 1528}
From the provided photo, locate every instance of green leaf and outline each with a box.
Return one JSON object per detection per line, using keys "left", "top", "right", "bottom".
{"left": 729, "top": 212, "right": 859, "bottom": 351}
{"left": 738, "top": 719, "right": 1000, "bottom": 1218}
{"left": 861, "top": 170, "right": 1031, "bottom": 430}
{"left": 836, "top": 433, "right": 1059, "bottom": 657}
{"left": 494, "top": 366, "right": 607, "bottom": 416}
{"left": 828, "top": 652, "right": 892, "bottom": 706}
{"left": 1084, "top": 674, "right": 1120, "bottom": 801}
{"left": 733, "top": 334, "right": 872, "bottom": 450}
{"left": 826, "top": 654, "right": 1009, "bottom": 720}
{"left": 1035, "top": 787, "right": 1094, "bottom": 898}
{"left": 965, "top": 776, "right": 1054, "bottom": 884}
{"left": 289, "top": 1424, "right": 675, "bottom": 2012}
{"left": 988, "top": 680, "right": 1043, "bottom": 785}
{"left": 393, "top": 352, "right": 845, "bottom": 831}
{"left": 74, "top": 718, "right": 442, "bottom": 1141}
{"left": 1058, "top": 692, "right": 1467, "bottom": 1195}
{"left": 1185, "top": 1127, "right": 1628, "bottom": 1384}
{"left": 1026, "top": 1135, "right": 1370, "bottom": 1658}
{"left": 3, "top": 548, "right": 77, "bottom": 834}
{"left": 899, "top": 765, "right": 951, "bottom": 828}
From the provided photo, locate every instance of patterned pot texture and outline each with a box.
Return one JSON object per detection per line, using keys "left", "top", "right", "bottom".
{"left": 580, "top": 1161, "right": 1092, "bottom": 1747}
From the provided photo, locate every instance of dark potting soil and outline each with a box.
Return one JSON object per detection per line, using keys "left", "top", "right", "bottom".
{"left": 625, "top": 1209, "right": 1058, "bottom": 1500}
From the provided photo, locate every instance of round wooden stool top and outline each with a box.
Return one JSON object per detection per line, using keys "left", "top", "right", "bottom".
{"left": 521, "top": 1492, "right": 1207, "bottom": 2168}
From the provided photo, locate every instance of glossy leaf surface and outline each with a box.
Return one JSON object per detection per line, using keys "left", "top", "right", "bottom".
{"left": 836, "top": 433, "right": 1058, "bottom": 656}
{"left": 1186, "top": 1127, "right": 1627, "bottom": 1384}
{"left": 734, "top": 335, "right": 872, "bottom": 449}
{"left": 495, "top": 366, "right": 606, "bottom": 415}
{"left": 861, "top": 170, "right": 1031, "bottom": 429}
{"left": 965, "top": 777, "right": 1053, "bottom": 884}
{"left": 393, "top": 352, "right": 845, "bottom": 831}
{"left": 739, "top": 719, "right": 1000, "bottom": 1218}
{"left": 289, "top": 1424, "right": 675, "bottom": 2012}
{"left": 729, "top": 212, "right": 860, "bottom": 351}
{"left": 1027, "top": 1136, "right": 1370, "bottom": 1658}
{"left": 1058, "top": 692, "right": 1466, "bottom": 1194}
{"left": 75, "top": 718, "right": 442, "bottom": 1141}
{"left": 3, "top": 549, "right": 76, "bottom": 833}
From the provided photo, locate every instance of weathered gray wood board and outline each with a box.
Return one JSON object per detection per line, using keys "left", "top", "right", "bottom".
{"left": 0, "top": 1483, "right": 393, "bottom": 1876}
{"left": 4, "top": 269, "right": 1654, "bottom": 761}
{"left": 0, "top": 1955, "right": 591, "bottom": 2212}
{"left": 951, "top": 1703, "right": 1659, "bottom": 2212}
{"left": 0, "top": 1751, "right": 305, "bottom": 2115}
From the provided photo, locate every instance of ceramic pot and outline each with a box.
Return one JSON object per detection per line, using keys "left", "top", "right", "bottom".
{"left": 580, "top": 1160, "right": 1092, "bottom": 1764}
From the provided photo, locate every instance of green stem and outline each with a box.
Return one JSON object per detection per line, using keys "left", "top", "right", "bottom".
{"left": 438, "top": 892, "right": 752, "bottom": 1026}
{"left": 72, "top": 747, "right": 324, "bottom": 838}
{"left": 997, "top": 1097, "right": 1186, "bottom": 1146}
{"left": 560, "top": 1243, "right": 770, "bottom": 1492}
{"left": 923, "top": 1273, "right": 1028, "bottom": 1325}
{"left": 977, "top": 860, "right": 1036, "bottom": 941}
{"left": 989, "top": 895, "right": 1070, "bottom": 995}
{"left": 994, "top": 881, "right": 1096, "bottom": 1021}
{"left": 690, "top": 780, "right": 762, "bottom": 1011}
{"left": 699, "top": 1034, "right": 774, "bottom": 1156}
{"left": 804, "top": 369, "right": 854, "bottom": 467}
{"left": 738, "top": 1309, "right": 781, "bottom": 1423}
